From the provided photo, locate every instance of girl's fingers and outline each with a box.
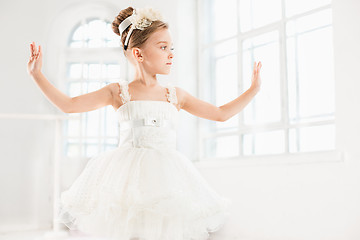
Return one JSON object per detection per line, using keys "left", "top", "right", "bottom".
{"left": 29, "top": 42, "right": 40, "bottom": 61}
{"left": 256, "top": 62, "right": 262, "bottom": 72}
{"left": 33, "top": 42, "right": 37, "bottom": 56}
{"left": 38, "top": 45, "right": 41, "bottom": 59}
{"left": 30, "top": 43, "right": 34, "bottom": 57}
{"left": 29, "top": 43, "right": 32, "bottom": 53}
{"left": 36, "top": 46, "right": 39, "bottom": 59}
{"left": 31, "top": 43, "right": 36, "bottom": 57}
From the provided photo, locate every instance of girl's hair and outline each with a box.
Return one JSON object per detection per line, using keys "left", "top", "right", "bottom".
{"left": 112, "top": 6, "right": 169, "bottom": 56}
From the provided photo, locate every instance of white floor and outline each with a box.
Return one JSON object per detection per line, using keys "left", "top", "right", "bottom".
{"left": 0, "top": 229, "right": 111, "bottom": 240}
{"left": 0, "top": 229, "right": 228, "bottom": 240}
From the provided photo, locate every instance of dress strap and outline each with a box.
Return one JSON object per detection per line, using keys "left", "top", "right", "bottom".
{"left": 165, "top": 84, "right": 178, "bottom": 104}
{"left": 118, "top": 80, "right": 131, "bottom": 104}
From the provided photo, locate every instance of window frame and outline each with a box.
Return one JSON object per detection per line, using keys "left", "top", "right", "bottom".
{"left": 196, "top": 0, "right": 342, "bottom": 164}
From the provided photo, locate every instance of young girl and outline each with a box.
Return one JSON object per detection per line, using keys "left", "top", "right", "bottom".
{"left": 27, "top": 6, "right": 262, "bottom": 240}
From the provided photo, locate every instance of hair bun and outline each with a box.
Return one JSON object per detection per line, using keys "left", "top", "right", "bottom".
{"left": 111, "top": 6, "right": 169, "bottom": 55}
{"left": 112, "top": 6, "right": 134, "bottom": 37}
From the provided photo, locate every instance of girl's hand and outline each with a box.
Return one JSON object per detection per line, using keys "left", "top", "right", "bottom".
{"left": 250, "top": 61, "right": 262, "bottom": 92}
{"left": 27, "top": 42, "right": 42, "bottom": 75}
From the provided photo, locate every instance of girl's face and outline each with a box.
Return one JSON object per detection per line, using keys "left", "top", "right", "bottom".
{"left": 138, "top": 28, "right": 174, "bottom": 75}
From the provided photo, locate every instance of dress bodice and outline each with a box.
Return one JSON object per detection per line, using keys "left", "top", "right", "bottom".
{"left": 116, "top": 80, "right": 179, "bottom": 150}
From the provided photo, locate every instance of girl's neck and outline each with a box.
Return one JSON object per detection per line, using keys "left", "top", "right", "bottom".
{"left": 133, "top": 70, "right": 158, "bottom": 87}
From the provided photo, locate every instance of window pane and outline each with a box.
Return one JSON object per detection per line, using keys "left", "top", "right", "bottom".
{"left": 69, "top": 41, "right": 84, "bottom": 48}
{"left": 84, "top": 111, "right": 100, "bottom": 137}
{"left": 83, "top": 64, "right": 89, "bottom": 79}
{"left": 204, "top": 135, "right": 239, "bottom": 158}
{"left": 285, "top": 0, "right": 331, "bottom": 17}
{"left": 242, "top": 31, "right": 281, "bottom": 124}
{"left": 286, "top": 9, "right": 332, "bottom": 36}
{"left": 289, "top": 124, "right": 335, "bottom": 153}
{"left": 104, "top": 138, "right": 118, "bottom": 151}
{"left": 215, "top": 54, "right": 239, "bottom": 129}
{"left": 240, "top": 0, "right": 282, "bottom": 32}
{"left": 68, "top": 82, "right": 82, "bottom": 97}
{"left": 210, "top": 0, "right": 238, "bottom": 42}
{"left": 287, "top": 10, "right": 334, "bottom": 123}
{"left": 66, "top": 116, "right": 80, "bottom": 137}
{"left": 105, "top": 106, "right": 118, "bottom": 137}
{"left": 68, "top": 63, "right": 82, "bottom": 79}
{"left": 88, "top": 20, "right": 106, "bottom": 40}
{"left": 107, "top": 64, "right": 121, "bottom": 79}
{"left": 84, "top": 139, "right": 99, "bottom": 158}
{"left": 105, "top": 23, "right": 119, "bottom": 43}
{"left": 106, "top": 40, "right": 120, "bottom": 48}
{"left": 69, "top": 19, "right": 116, "bottom": 49}
{"left": 203, "top": 39, "right": 239, "bottom": 132}
{"left": 65, "top": 139, "right": 81, "bottom": 158}
{"left": 87, "top": 82, "right": 101, "bottom": 93}
{"left": 88, "top": 63, "right": 101, "bottom": 79}
{"left": 86, "top": 145, "right": 98, "bottom": 158}
{"left": 88, "top": 39, "right": 104, "bottom": 48}
{"left": 243, "top": 130, "right": 285, "bottom": 155}
{"left": 81, "top": 82, "right": 87, "bottom": 94}
{"left": 214, "top": 38, "right": 238, "bottom": 58}
{"left": 72, "top": 25, "right": 85, "bottom": 41}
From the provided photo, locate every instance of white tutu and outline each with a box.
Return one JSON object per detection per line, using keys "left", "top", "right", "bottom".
{"left": 56, "top": 82, "right": 232, "bottom": 240}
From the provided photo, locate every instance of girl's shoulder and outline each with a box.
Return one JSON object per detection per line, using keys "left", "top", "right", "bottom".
{"left": 172, "top": 85, "right": 185, "bottom": 98}
{"left": 108, "top": 82, "right": 122, "bottom": 96}
{"left": 167, "top": 85, "right": 187, "bottom": 109}
{"left": 110, "top": 79, "right": 129, "bottom": 93}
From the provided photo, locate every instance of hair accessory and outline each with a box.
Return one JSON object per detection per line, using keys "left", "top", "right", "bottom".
{"left": 118, "top": 7, "right": 164, "bottom": 50}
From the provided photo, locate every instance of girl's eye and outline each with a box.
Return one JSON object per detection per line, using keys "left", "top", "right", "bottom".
{"left": 161, "top": 46, "right": 175, "bottom": 51}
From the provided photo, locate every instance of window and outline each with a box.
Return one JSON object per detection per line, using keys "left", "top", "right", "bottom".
{"left": 63, "top": 18, "right": 122, "bottom": 159}
{"left": 199, "top": 0, "right": 334, "bottom": 160}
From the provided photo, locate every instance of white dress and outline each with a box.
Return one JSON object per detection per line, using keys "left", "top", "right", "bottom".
{"left": 56, "top": 80, "right": 232, "bottom": 240}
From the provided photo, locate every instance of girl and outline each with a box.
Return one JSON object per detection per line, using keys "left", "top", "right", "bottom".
{"left": 27, "top": 6, "right": 262, "bottom": 240}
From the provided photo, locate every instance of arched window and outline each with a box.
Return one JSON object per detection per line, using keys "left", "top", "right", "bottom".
{"left": 63, "top": 18, "right": 122, "bottom": 159}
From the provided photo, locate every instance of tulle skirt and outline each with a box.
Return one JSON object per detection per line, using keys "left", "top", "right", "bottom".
{"left": 55, "top": 145, "right": 232, "bottom": 240}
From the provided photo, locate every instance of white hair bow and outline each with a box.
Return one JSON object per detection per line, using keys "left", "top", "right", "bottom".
{"left": 118, "top": 7, "right": 164, "bottom": 50}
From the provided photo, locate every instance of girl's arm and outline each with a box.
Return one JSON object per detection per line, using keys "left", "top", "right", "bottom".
{"left": 27, "top": 42, "right": 115, "bottom": 113}
{"left": 177, "top": 61, "right": 262, "bottom": 122}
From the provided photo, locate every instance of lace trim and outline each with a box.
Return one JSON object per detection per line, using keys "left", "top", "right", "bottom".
{"left": 119, "top": 81, "right": 176, "bottom": 105}
{"left": 165, "top": 84, "right": 178, "bottom": 104}
{"left": 119, "top": 80, "right": 131, "bottom": 104}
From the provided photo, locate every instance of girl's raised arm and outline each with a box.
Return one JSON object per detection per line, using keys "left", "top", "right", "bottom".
{"left": 178, "top": 61, "right": 262, "bottom": 122}
{"left": 27, "top": 42, "right": 116, "bottom": 113}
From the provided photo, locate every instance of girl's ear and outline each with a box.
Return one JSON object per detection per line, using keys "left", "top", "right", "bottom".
{"left": 132, "top": 47, "right": 143, "bottom": 63}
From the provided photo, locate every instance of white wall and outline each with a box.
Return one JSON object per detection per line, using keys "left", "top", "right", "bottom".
{"left": 1, "top": 0, "right": 360, "bottom": 240}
